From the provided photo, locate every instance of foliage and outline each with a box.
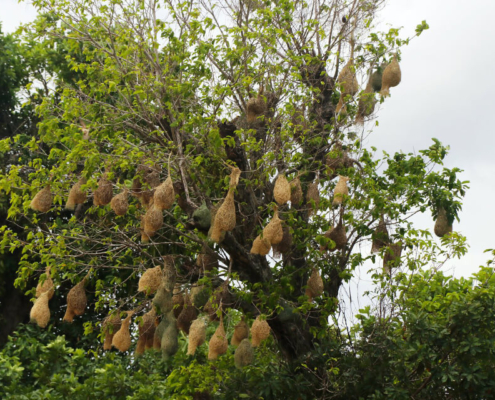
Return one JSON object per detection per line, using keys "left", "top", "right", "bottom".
{"left": 0, "top": 0, "right": 489, "bottom": 399}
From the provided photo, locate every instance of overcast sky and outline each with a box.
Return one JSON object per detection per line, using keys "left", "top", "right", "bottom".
{"left": 2, "top": 0, "right": 494, "bottom": 317}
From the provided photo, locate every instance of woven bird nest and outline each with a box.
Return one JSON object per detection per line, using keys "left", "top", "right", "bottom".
{"left": 383, "top": 242, "right": 403, "bottom": 274}
{"left": 371, "top": 217, "right": 389, "bottom": 253}
{"left": 234, "top": 338, "right": 254, "bottom": 369}
{"left": 250, "top": 235, "right": 271, "bottom": 256}
{"left": 208, "top": 317, "right": 228, "bottom": 360}
{"left": 63, "top": 278, "right": 87, "bottom": 323}
{"left": 380, "top": 56, "right": 401, "bottom": 97}
{"left": 110, "top": 189, "right": 129, "bottom": 215}
{"left": 112, "top": 311, "right": 134, "bottom": 352}
{"left": 187, "top": 317, "right": 207, "bottom": 356}
{"left": 434, "top": 207, "right": 453, "bottom": 238}
{"left": 231, "top": 317, "right": 249, "bottom": 347}
{"left": 274, "top": 174, "right": 291, "bottom": 205}
{"left": 138, "top": 265, "right": 162, "bottom": 295}
{"left": 263, "top": 206, "right": 283, "bottom": 245}
{"left": 36, "top": 266, "right": 55, "bottom": 300}
{"left": 332, "top": 176, "right": 349, "bottom": 206}
{"left": 305, "top": 268, "right": 324, "bottom": 300}
{"left": 251, "top": 316, "right": 270, "bottom": 347}
{"left": 30, "top": 185, "right": 53, "bottom": 213}
{"left": 290, "top": 177, "right": 303, "bottom": 206}
{"left": 30, "top": 292, "right": 50, "bottom": 328}
{"left": 93, "top": 173, "right": 113, "bottom": 206}
{"left": 66, "top": 178, "right": 87, "bottom": 210}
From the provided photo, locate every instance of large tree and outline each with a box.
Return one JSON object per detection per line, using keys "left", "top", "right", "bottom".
{"left": 0, "top": 0, "right": 480, "bottom": 398}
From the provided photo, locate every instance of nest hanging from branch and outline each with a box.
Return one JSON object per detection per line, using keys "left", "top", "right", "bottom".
{"left": 30, "top": 185, "right": 53, "bottom": 213}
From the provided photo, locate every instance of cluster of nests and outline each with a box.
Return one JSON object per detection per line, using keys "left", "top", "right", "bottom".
{"left": 30, "top": 163, "right": 175, "bottom": 243}
{"left": 335, "top": 52, "right": 402, "bottom": 125}
{"left": 32, "top": 258, "right": 271, "bottom": 369}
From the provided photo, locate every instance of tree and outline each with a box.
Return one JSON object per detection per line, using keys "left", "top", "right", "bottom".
{"left": 0, "top": 0, "right": 483, "bottom": 398}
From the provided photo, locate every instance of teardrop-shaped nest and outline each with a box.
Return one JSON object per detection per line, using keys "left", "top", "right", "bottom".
{"left": 110, "top": 189, "right": 129, "bottom": 216}
{"left": 153, "top": 281, "right": 174, "bottom": 314}
{"left": 63, "top": 279, "right": 87, "bottom": 323}
{"left": 172, "top": 284, "right": 185, "bottom": 318}
{"left": 36, "top": 267, "right": 55, "bottom": 300}
{"left": 246, "top": 96, "right": 267, "bottom": 123}
{"left": 274, "top": 175, "right": 291, "bottom": 205}
{"left": 305, "top": 268, "right": 324, "bottom": 300}
{"left": 371, "top": 217, "right": 389, "bottom": 253}
{"left": 154, "top": 176, "right": 175, "bottom": 210}
{"left": 229, "top": 167, "right": 241, "bottom": 188}
{"left": 272, "top": 225, "right": 292, "bottom": 258}
{"left": 234, "top": 338, "right": 254, "bottom": 369}
{"left": 144, "top": 202, "right": 163, "bottom": 234}
{"left": 321, "top": 223, "right": 347, "bottom": 252}
{"left": 332, "top": 176, "right": 349, "bottom": 206}
{"left": 356, "top": 80, "right": 377, "bottom": 125}
{"left": 250, "top": 235, "right": 271, "bottom": 256}
{"left": 434, "top": 207, "right": 453, "bottom": 238}
{"left": 337, "top": 60, "right": 359, "bottom": 97}
{"left": 192, "top": 203, "right": 212, "bottom": 230}
{"left": 103, "top": 312, "right": 122, "bottom": 350}
{"left": 94, "top": 173, "right": 113, "bottom": 206}
{"left": 251, "top": 316, "right": 270, "bottom": 347}
{"left": 161, "top": 312, "right": 179, "bottom": 360}
{"left": 112, "top": 311, "right": 134, "bottom": 352}
{"left": 208, "top": 318, "right": 228, "bottom": 360}
{"left": 177, "top": 294, "right": 198, "bottom": 335}
{"left": 380, "top": 56, "right": 401, "bottom": 97}
{"left": 263, "top": 207, "right": 283, "bottom": 245}
{"left": 163, "top": 255, "right": 177, "bottom": 291}
{"left": 215, "top": 189, "right": 236, "bottom": 232}
{"left": 306, "top": 180, "right": 320, "bottom": 215}
{"left": 30, "top": 292, "right": 50, "bottom": 328}
{"left": 138, "top": 265, "right": 163, "bottom": 295}
{"left": 371, "top": 63, "right": 386, "bottom": 92}
{"left": 290, "top": 177, "right": 303, "bottom": 206}
{"left": 66, "top": 178, "right": 87, "bottom": 210}
{"left": 383, "top": 242, "right": 403, "bottom": 274}
{"left": 136, "top": 308, "right": 156, "bottom": 354}
{"left": 187, "top": 318, "right": 207, "bottom": 355}
{"left": 31, "top": 185, "right": 53, "bottom": 213}
{"left": 231, "top": 318, "right": 249, "bottom": 346}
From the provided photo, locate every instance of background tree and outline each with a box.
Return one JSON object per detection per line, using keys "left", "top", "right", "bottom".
{"left": 0, "top": 0, "right": 486, "bottom": 398}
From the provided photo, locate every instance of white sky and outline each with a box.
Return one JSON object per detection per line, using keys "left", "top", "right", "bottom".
{"left": 2, "top": 0, "right": 494, "bottom": 318}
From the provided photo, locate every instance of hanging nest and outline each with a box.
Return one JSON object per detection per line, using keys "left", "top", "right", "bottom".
{"left": 434, "top": 207, "right": 453, "bottom": 238}
{"left": 138, "top": 265, "right": 163, "bottom": 295}
{"left": 380, "top": 56, "right": 401, "bottom": 97}
{"left": 132, "top": 164, "right": 161, "bottom": 208}
{"left": 210, "top": 188, "right": 235, "bottom": 242}
{"left": 172, "top": 284, "right": 185, "bottom": 318}
{"left": 66, "top": 178, "right": 87, "bottom": 210}
{"left": 136, "top": 308, "right": 156, "bottom": 355}
{"left": 93, "top": 173, "right": 113, "bottom": 206}
{"left": 63, "top": 278, "right": 87, "bottom": 323}
{"left": 371, "top": 217, "right": 389, "bottom": 253}
{"left": 153, "top": 318, "right": 165, "bottom": 351}
{"left": 234, "top": 339, "right": 254, "bottom": 369}
{"left": 30, "top": 292, "right": 50, "bottom": 328}
{"left": 371, "top": 63, "right": 386, "bottom": 92}
{"left": 321, "top": 223, "right": 347, "bottom": 252}
{"left": 154, "top": 175, "right": 175, "bottom": 210}
{"left": 144, "top": 201, "right": 163, "bottom": 235}
{"left": 332, "top": 176, "right": 349, "bottom": 206}
{"left": 336, "top": 59, "right": 359, "bottom": 113}
{"left": 192, "top": 203, "right": 212, "bottom": 230}
{"left": 251, "top": 316, "right": 270, "bottom": 347}
{"left": 153, "top": 280, "right": 174, "bottom": 314}
{"left": 273, "top": 174, "right": 291, "bottom": 205}
{"left": 208, "top": 202, "right": 225, "bottom": 243}
{"left": 112, "top": 311, "right": 134, "bottom": 352}
{"left": 356, "top": 79, "right": 377, "bottom": 125}
{"left": 163, "top": 255, "right": 177, "bottom": 291}
{"left": 263, "top": 206, "right": 283, "bottom": 245}
{"left": 305, "top": 268, "right": 324, "bottom": 300}
{"left": 103, "top": 313, "right": 122, "bottom": 350}
{"left": 177, "top": 294, "right": 198, "bottom": 335}
{"left": 272, "top": 225, "right": 293, "bottom": 258}
{"left": 208, "top": 317, "right": 228, "bottom": 360}
{"left": 161, "top": 311, "right": 179, "bottom": 361}
{"left": 250, "top": 235, "right": 271, "bottom": 256}
{"left": 246, "top": 95, "right": 267, "bottom": 123}
{"left": 229, "top": 167, "right": 241, "bottom": 188}
{"left": 36, "top": 266, "right": 55, "bottom": 300}
{"left": 383, "top": 242, "right": 403, "bottom": 274}
{"left": 187, "top": 317, "right": 207, "bottom": 355}
{"left": 110, "top": 189, "right": 129, "bottom": 216}
{"left": 290, "top": 177, "right": 303, "bottom": 206}
{"left": 306, "top": 180, "right": 320, "bottom": 216}
{"left": 30, "top": 185, "right": 53, "bottom": 213}
{"left": 231, "top": 317, "right": 249, "bottom": 346}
